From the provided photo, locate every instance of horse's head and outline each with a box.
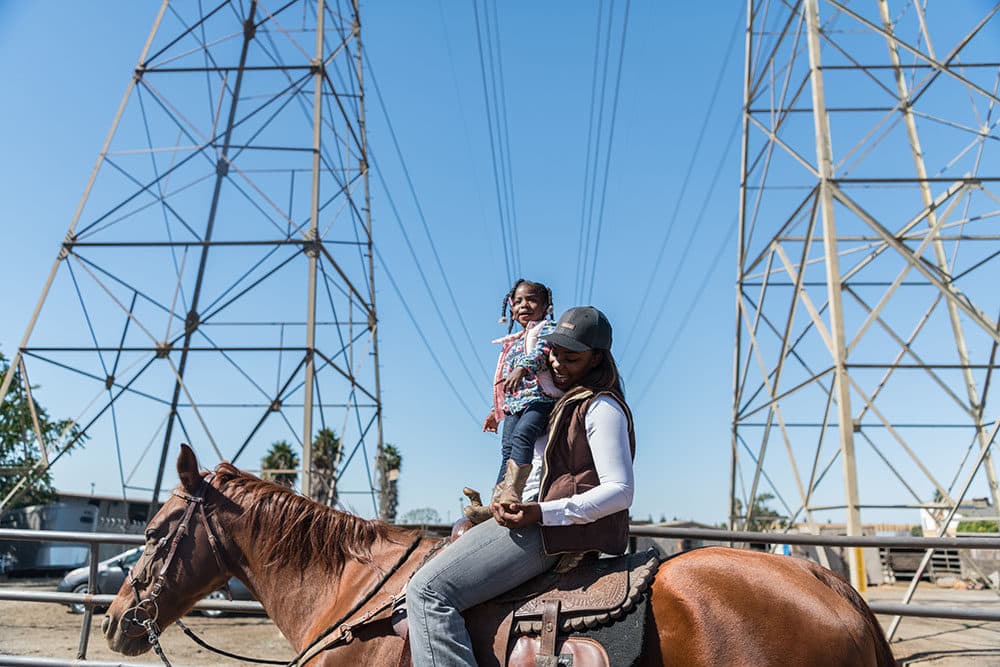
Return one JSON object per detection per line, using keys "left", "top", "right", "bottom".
{"left": 103, "top": 444, "right": 237, "bottom": 656}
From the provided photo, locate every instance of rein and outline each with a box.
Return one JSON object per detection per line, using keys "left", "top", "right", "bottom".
{"left": 122, "top": 475, "right": 218, "bottom": 665}
{"left": 122, "top": 470, "right": 435, "bottom": 667}
{"left": 287, "top": 533, "right": 427, "bottom": 667}
{"left": 121, "top": 473, "right": 265, "bottom": 666}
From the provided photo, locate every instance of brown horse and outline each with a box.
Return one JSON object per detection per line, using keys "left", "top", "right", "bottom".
{"left": 103, "top": 445, "right": 895, "bottom": 666}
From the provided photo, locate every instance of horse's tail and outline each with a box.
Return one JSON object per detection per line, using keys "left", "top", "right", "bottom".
{"left": 807, "top": 563, "right": 897, "bottom": 667}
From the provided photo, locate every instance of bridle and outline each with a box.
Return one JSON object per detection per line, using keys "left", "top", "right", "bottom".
{"left": 117, "top": 469, "right": 434, "bottom": 667}
{"left": 121, "top": 473, "right": 230, "bottom": 665}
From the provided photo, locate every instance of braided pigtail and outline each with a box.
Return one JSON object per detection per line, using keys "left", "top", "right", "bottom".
{"left": 499, "top": 279, "right": 525, "bottom": 331}
{"left": 543, "top": 285, "right": 554, "bottom": 318}
{"left": 506, "top": 280, "right": 522, "bottom": 333}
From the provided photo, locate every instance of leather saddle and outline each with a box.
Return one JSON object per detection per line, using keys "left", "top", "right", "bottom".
{"left": 306, "top": 541, "right": 660, "bottom": 667}
{"left": 462, "top": 549, "right": 660, "bottom": 667}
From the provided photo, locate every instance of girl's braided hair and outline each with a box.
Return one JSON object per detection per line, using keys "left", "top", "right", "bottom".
{"left": 499, "top": 279, "right": 554, "bottom": 333}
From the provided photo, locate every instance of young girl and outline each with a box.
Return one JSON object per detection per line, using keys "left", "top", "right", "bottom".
{"left": 463, "top": 279, "right": 563, "bottom": 524}
{"left": 410, "top": 306, "right": 634, "bottom": 665}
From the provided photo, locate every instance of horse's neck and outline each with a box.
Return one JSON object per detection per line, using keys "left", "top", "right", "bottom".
{"left": 234, "top": 524, "right": 423, "bottom": 651}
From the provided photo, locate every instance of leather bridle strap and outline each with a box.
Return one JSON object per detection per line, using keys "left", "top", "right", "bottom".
{"left": 288, "top": 534, "right": 424, "bottom": 667}
{"left": 123, "top": 475, "right": 221, "bottom": 666}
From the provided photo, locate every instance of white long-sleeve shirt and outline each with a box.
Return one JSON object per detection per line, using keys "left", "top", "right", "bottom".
{"left": 521, "top": 395, "right": 634, "bottom": 526}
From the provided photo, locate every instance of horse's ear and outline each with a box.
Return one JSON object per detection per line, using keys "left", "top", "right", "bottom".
{"left": 177, "top": 443, "right": 201, "bottom": 492}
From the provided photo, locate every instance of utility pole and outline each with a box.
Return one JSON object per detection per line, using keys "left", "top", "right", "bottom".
{"left": 0, "top": 0, "right": 384, "bottom": 517}
{"left": 734, "top": 0, "right": 1000, "bottom": 592}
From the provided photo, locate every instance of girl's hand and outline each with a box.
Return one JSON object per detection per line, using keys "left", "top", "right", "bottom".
{"left": 483, "top": 412, "right": 499, "bottom": 433}
{"left": 492, "top": 501, "right": 541, "bottom": 529}
{"left": 503, "top": 367, "right": 528, "bottom": 393}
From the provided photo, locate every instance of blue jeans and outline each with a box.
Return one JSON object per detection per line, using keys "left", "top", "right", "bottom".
{"left": 406, "top": 519, "right": 558, "bottom": 666}
{"left": 497, "top": 401, "right": 553, "bottom": 483}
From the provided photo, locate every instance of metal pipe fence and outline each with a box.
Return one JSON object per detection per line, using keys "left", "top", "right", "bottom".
{"left": 2, "top": 525, "right": 1000, "bottom": 667}
{"left": 627, "top": 524, "right": 1000, "bottom": 549}
{"left": 0, "top": 527, "right": 263, "bottom": 667}
{"left": 624, "top": 525, "right": 1000, "bottom": 625}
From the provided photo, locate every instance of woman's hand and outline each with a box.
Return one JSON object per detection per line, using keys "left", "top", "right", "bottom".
{"left": 483, "top": 412, "right": 499, "bottom": 433}
{"left": 492, "top": 501, "right": 541, "bottom": 529}
{"left": 503, "top": 367, "right": 528, "bottom": 394}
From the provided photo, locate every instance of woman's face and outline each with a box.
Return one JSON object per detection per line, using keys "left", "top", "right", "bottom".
{"left": 511, "top": 283, "right": 548, "bottom": 327}
{"left": 548, "top": 345, "right": 601, "bottom": 390}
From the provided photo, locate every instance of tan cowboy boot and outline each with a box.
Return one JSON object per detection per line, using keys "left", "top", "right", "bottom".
{"left": 496, "top": 459, "right": 532, "bottom": 507}
{"left": 462, "top": 486, "right": 497, "bottom": 525}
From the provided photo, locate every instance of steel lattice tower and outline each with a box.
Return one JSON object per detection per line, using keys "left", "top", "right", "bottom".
{"left": 734, "top": 0, "right": 1000, "bottom": 589}
{"left": 0, "top": 0, "right": 385, "bottom": 516}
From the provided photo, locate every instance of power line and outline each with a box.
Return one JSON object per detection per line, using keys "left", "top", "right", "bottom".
{"left": 363, "top": 47, "right": 492, "bottom": 384}
{"left": 489, "top": 0, "right": 522, "bottom": 277}
{"left": 374, "top": 246, "right": 481, "bottom": 426}
{"left": 473, "top": 0, "right": 517, "bottom": 284}
{"left": 634, "top": 214, "right": 738, "bottom": 407}
{"left": 434, "top": 0, "right": 500, "bottom": 281}
{"left": 627, "top": 115, "right": 741, "bottom": 382}
{"left": 576, "top": 0, "right": 617, "bottom": 304}
{"left": 619, "top": 7, "right": 744, "bottom": 355}
{"left": 584, "top": 0, "right": 632, "bottom": 303}
{"left": 367, "top": 150, "right": 488, "bottom": 401}
{"left": 575, "top": 0, "right": 609, "bottom": 305}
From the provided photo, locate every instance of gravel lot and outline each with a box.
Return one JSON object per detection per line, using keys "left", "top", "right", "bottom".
{"left": 869, "top": 584, "right": 1000, "bottom": 666}
{"left": 2, "top": 578, "right": 1000, "bottom": 665}
{"left": 0, "top": 578, "right": 291, "bottom": 666}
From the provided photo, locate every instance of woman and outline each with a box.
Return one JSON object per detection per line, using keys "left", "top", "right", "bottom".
{"left": 406, "top": 306, "right": 635, "bottom": 666}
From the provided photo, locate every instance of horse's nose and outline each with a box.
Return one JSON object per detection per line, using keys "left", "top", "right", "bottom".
{"left": 101, "top": 615, "right": 111, "bottom": 635}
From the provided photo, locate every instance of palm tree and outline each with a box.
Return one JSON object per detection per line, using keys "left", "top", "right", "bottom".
{"left": 378, "top": 443, "right": 402, "bottom": 523}
{"left": 261, "top": 440, "right": 298, "bottom": 488}
{"left": 310, "top": 427, "right": 342, "bottom": 506}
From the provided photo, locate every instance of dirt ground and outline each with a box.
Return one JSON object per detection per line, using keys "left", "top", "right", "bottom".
{"left": 0, "top": 578, "right": 291, "bottom": 666}
{"left": 870, "top": 584, "right": 1000, "bottom": 666}
{"left": 2, "top": 579, "right": 1000, "bottom": 665}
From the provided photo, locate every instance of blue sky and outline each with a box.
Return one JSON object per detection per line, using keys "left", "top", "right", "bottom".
{"left": 0, "top": 1, "right": 751, "bottom": 525}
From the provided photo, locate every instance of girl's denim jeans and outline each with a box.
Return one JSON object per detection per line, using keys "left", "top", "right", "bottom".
{"left": 497, "top": 401, "right": 553, "bottom": 482}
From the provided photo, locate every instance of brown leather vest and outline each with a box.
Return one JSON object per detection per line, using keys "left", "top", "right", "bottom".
{"left": 538, "top": 388, "right": 636, "bottom": 556}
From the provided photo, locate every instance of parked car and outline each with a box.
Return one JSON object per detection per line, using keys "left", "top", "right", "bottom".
{"left": 57, "top": 546, "right": 255, "bottom": 616}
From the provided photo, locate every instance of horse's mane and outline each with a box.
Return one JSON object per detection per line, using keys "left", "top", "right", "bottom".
{"left": 212, "top": 462, "right": 408, "bottom": 574}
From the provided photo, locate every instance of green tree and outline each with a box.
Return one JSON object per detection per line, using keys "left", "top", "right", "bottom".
{"left": 733, "top": 493, "right": 787, "bottom": 531}
{"left": 956, "top": 519, "right": 999, "bottom": 533}
{"left": 261, "top": 440, "right": 299, "bottom": 488}
{"left": 309, "top": 427, "right": 342, "bottom": 506}
{"left": 377, "top": 443, "right": 402, "bottom": 523}
{"left": 400, "top": 506, "right": 439, "bottom": 526}
{"left": 0, "top": 352, "right": 84, "bottom": 509}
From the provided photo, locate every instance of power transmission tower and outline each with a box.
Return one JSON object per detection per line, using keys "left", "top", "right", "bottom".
{"left": 0, "top": 0, "right": 385, "bottom": 517}
{"left": 734, "top": 0, "right": 1000, "bottom": 590}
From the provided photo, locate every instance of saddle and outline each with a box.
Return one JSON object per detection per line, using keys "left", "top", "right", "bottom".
{"left": 463, "top": 549, "right": 660, "bottom": 667}
{"left": 333, "top": 543, "right": 659, "bottom": 667}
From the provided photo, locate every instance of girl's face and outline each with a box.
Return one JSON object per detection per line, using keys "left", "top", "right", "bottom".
{"left": 548, "top": 345, "right": 601, "bottom": 390}
{"left": 511, "top": 283, "right": 548, "bottom": 327}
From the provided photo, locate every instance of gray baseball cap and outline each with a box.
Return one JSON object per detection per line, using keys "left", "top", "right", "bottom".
{"left": 544, "top": 306, "right": 612, "bottom": 352}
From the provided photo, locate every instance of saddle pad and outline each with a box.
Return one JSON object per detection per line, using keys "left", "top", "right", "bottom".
{"left": 509, "top": 592, "right": 649, "bottom": 667}
{"left": 509, "top": 550, "right": 659, "bottom": 632}
{"left": 565, "top": 590, "right": 648, "bottom": 666}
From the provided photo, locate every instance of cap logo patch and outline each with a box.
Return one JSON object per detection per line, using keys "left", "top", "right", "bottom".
{"left": 561, "top": 322, "right": 576, "bottom": 330}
